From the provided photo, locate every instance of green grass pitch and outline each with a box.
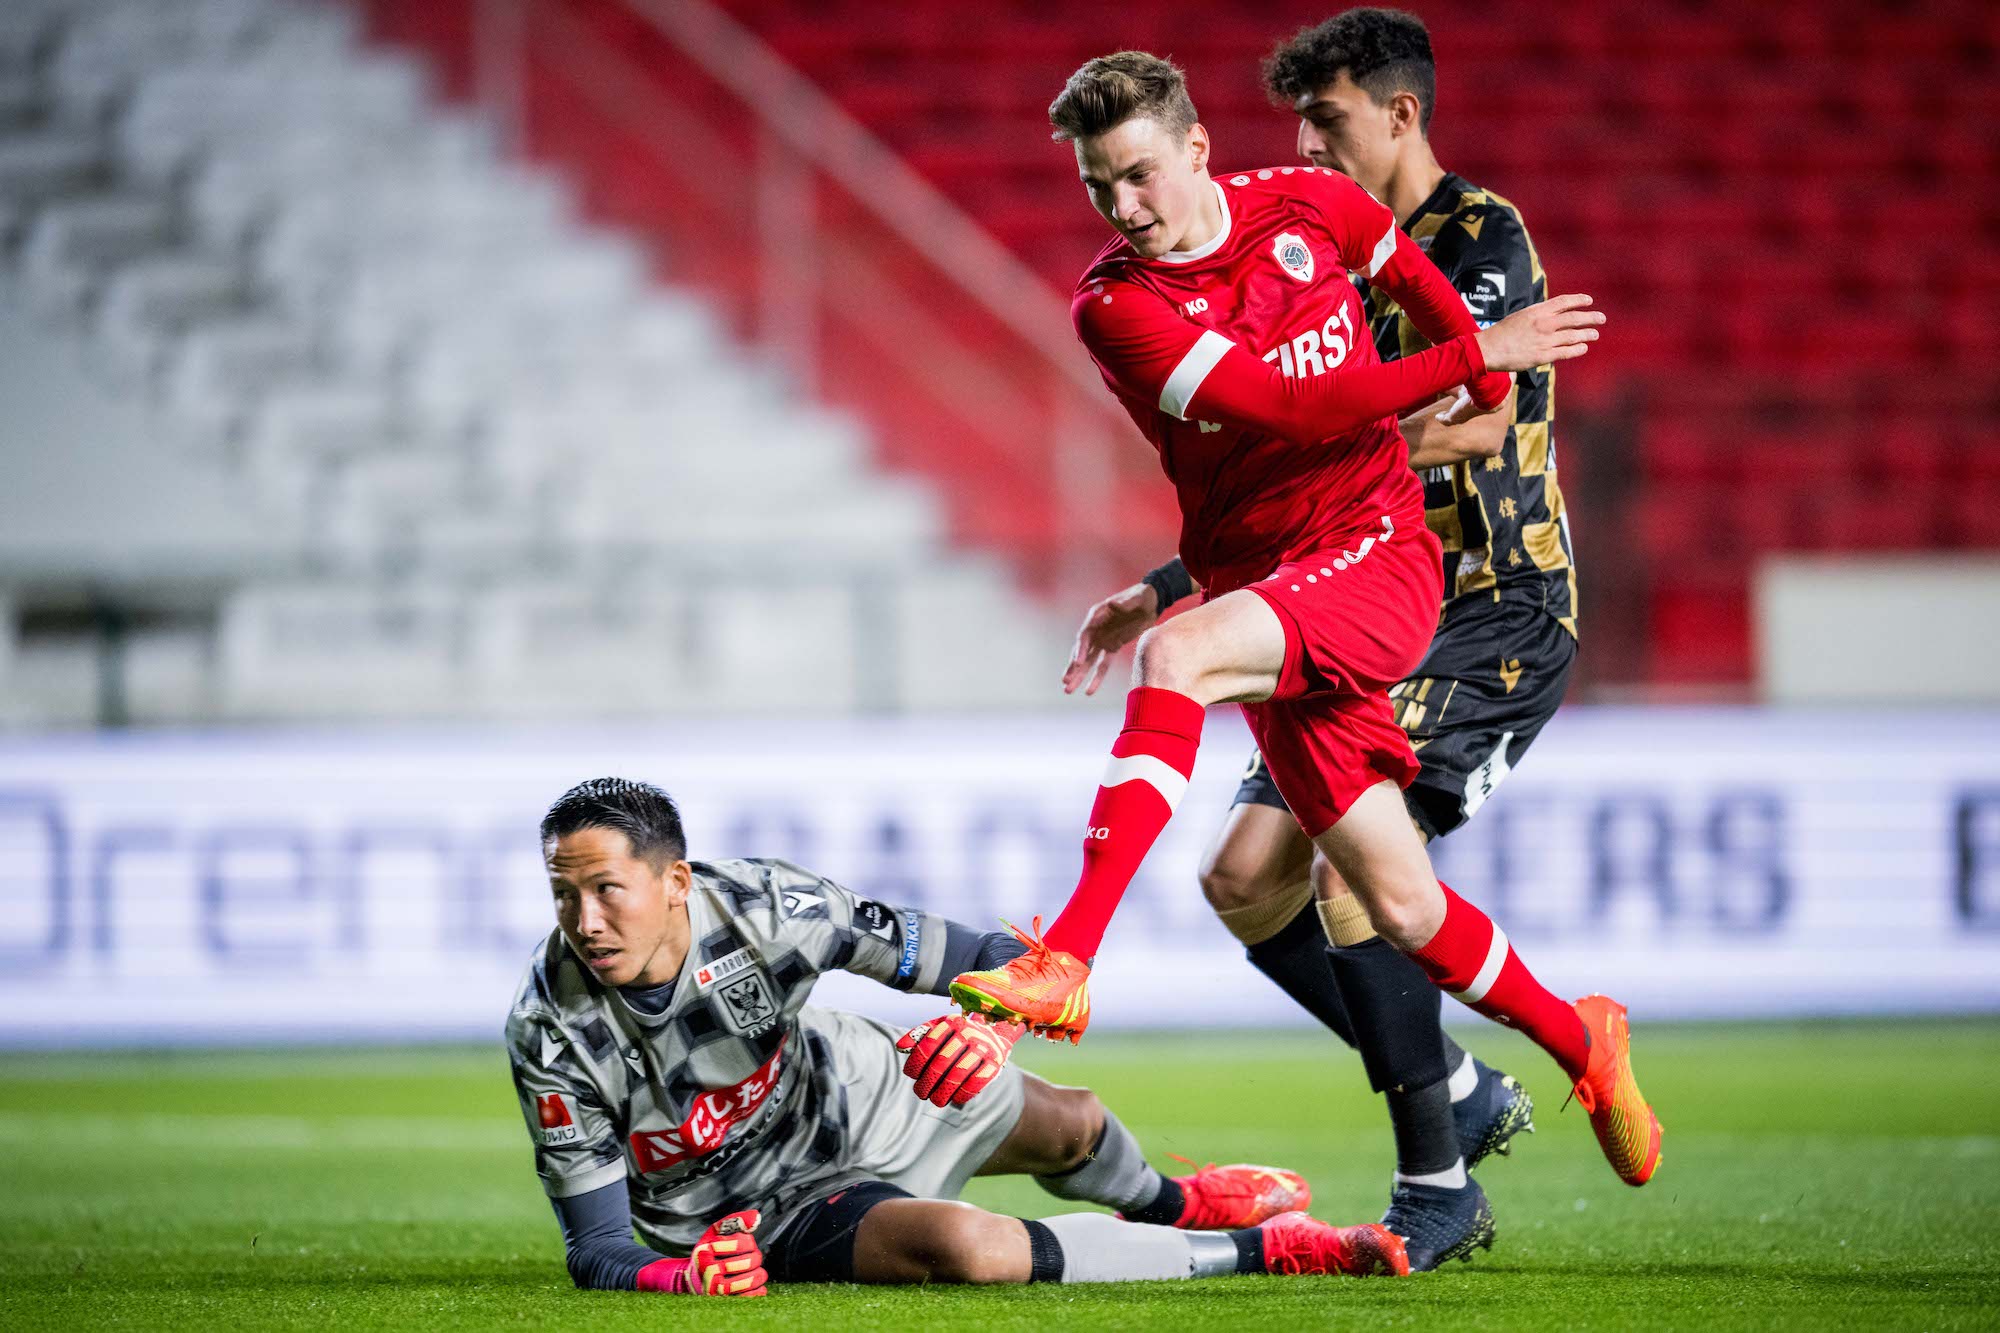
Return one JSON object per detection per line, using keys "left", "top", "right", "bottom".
{"left": 2, "top": 1021, "right": 1997, "bottom": 1330}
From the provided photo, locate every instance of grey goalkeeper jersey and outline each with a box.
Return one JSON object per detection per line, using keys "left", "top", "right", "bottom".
{"left": 504, "top": 858, "right": 962, "bottom": 1253}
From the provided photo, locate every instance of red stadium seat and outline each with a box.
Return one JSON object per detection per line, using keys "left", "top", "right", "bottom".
{"left": 363, "top": 0, "right": 2000, "bottom": 692}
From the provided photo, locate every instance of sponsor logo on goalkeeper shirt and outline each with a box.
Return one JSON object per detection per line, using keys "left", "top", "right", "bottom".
{"left": 897, "top": 912, "right": 923, "bottom": 980}
{"left": 534, "top": 1092, "right": 582, "bottom": 1146}
{"left": 694, "top": 948, "right": 755, "bottom": 990}
{"left": 628, "top": 1039, "right": 787, "bottom": 1172}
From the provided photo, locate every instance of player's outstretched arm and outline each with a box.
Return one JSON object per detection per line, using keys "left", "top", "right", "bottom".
{"left": 1472, "top": 295, "right": 1603, "bottom": 374}
{"left": 552, "top": 1184, "right": 767, "bottom": 1296}
{"left": 1410, "top": 382, "right": 1515, "bottom": 459}
{"left": 1078, "top": 281, "right": 1501, "bottom": 447}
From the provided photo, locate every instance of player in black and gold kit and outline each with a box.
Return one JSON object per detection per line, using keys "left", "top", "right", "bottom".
{"left": 1060, "top": 9, "right": 1572, "bottom": 1270}
{"left": 1370, "top": 166, "right": 1576, "bottom": 836}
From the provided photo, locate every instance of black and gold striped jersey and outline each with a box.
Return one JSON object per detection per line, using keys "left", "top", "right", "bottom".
{"left": 1363, "top": 173, "right": 1577, "bottom": 636}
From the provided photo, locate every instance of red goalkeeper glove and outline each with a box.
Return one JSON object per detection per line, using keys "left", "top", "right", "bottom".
{"left": 896, "top": 1012, "right": 1024, "bottom": 1107}
{"left": 638, "top": 1210, "right": 767, "bottom": 1296}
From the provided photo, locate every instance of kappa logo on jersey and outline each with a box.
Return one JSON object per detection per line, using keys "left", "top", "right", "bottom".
{"left": 694, "top": 947, "right": 755, "bottom": 990}
{"left": 533, "top": 1091, "right": 582, "bottom": 1146}
{"left": 855, "top": 899, "right": 900, "bottom": 945}
{"left": 718, "top": 974, "right": 779, "bottom": 1037}
{"left": 628, "top": 1039, "right": 787, "bottom": 1173}
{"left": 1273, "top": 231, "right": 1315, "bottom": 283}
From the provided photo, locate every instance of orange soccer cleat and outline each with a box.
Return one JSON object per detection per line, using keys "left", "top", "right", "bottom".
{"left": 1571, "top": 994, "right": 1664, "bottom": 1186}
{"left": 947, "top": 917, "right": 1093, "bottom": 1042}
{"left": 1258, "top": 1212, "right": 1410, "bottom": 1278}
{"left": 1161, "top": 1158, "right": 1312, "bottom": 1230}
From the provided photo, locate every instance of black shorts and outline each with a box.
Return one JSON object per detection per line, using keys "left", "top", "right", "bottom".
{"left": 763, "top": 1179, "right": 911, "bottom": 1283}
{"left": 1232, "top": 601, "right": 1576, "bottom": 840}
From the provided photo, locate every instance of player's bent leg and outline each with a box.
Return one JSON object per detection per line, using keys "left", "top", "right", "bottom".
{"left": 1315, "top": 781, "right": 1662, "bottom": 1186}
{"left": 977, "top": 1073, "right": 1105, "bottom": 1178}
{"left": 1128, "top": 588, "right": 1290, "bottom": 704}
{"left": 1311, "top": 781, "right": 1449, "bottom": 949}
{"left": 956, "top": 591, "right": 1294, "bottom": 1039}
{"left": 989, "top": 1073, "right": 1309, "bottom": 1230}
{"left": 851, "top": 1199, "right": 1033, "bottom": 1284}
{"left": 1198, "top": 800, "right": 1314, "bottom": 915}
{"left": 1200, "top": 799, "right": 1361, "bottom": 1048}
{"left": 1311, "top": 858, "right": 1496, "bottom": 1270}
{"left": 851, "top": 1198, "right": 1405, "bottom": 1284}
{"left": 1320, "top": 858, "right": 1535, "bottom": 1172}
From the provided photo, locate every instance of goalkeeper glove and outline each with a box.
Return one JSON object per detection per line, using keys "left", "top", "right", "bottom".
{"left": 896, "top": 1012, "right": 1023, "bottom": 1107}
{"left": 637, "top": 1209, "right": 767, "bottom": 1296}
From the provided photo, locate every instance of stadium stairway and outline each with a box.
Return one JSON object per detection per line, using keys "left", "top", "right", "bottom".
{"left": 0, "top": 0, "right": 1067, "bottom": 724}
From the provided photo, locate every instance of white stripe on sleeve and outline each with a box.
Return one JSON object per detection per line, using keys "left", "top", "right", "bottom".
{"left": 1157, "top": 330, "right": 1234, "bottom": 420}
{"left": 1361, "top": 223, "right": 1399, "bottom": 278}
{"left": 1448, "top": 920, "right": 1510, "bottom": 1005}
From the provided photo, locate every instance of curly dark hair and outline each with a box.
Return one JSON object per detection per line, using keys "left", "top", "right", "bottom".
{"left": 540, "top": 777, "right": 686, "bottom": 867}
{"left": 1263, "top": 8, "right": 1437, "bottom": 133}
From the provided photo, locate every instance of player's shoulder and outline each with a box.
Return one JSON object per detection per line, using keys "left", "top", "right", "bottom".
{"left": 695, "top": 857, "right": 834, "bottom": 919}
{"left": 1220, "top": 163, "right": 1378, "bottom": 226}
{"left": 1074, "top": 235, "right": 1151, "bottom": 309}
{"left": 1424, "top": 175, "right": 1535, "bottom": 260}
{"left": 505, "top": 929, "right": 590, "bottom": 1048}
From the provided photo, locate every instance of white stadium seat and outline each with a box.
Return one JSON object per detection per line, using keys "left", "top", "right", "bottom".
{"left": 0, "top": 0, "right": 1066, "bottom": 723}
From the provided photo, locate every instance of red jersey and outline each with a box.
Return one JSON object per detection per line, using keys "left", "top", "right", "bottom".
{"left": 1072, "top": 167, "right": 1504, "bottom": 595}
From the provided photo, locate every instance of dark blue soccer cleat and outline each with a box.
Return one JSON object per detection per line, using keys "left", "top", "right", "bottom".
{"left": 1455, "top": 1057, "right": 1535, "bottom": 1169}
{"left": 1380, "top": 1178, "right": 1496, "bottom": 1272}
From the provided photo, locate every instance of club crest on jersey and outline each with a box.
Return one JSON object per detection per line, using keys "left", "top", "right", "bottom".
{"left": 1273, "top": 231, "right": 1315, "bottom": 283}
{"left": 718, "top": 974, "right": 780, "bottom": 1037}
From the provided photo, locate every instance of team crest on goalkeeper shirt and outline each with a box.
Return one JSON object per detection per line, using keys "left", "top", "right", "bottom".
{"left": 1273, "top": 231, "right": 1315, "bottom": 283}
{"left": 719, "top": 973, "right": 780, "bottom": 1037}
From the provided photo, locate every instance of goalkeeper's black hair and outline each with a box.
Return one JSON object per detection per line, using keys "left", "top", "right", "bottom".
{"left": 541, "top": 778, "right": 686, "bottom": 868}
{"left": 1264, "top": 8, "right": 1437, "bottom": 133}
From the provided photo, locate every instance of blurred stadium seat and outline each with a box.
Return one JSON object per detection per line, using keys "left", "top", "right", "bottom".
{"left": 378, "top": 0, "right": 1981, "bottom": 694}
{"left": 4, "top": 0, "right": 1994, "bottom": 718}
{"left": 0, "top": 0, "right": 1069, "bottom": 725}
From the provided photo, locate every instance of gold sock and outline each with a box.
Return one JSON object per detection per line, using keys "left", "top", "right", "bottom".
{"left": 1317, "top": 892, "right": 1378, "bottom": 947}
{"left": 1215, "top": 879, "right": 1315, "bottom": 947}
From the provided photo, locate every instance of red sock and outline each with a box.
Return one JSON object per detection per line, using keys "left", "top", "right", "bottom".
{"left": 1042, "top": 687, "right": 1206, "bottom": 960}
{"left": 1409, "top": 883, "right": 1591, "bottom": 1081}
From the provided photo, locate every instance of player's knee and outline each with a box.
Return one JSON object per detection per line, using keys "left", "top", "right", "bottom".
{"left": 920, "top": 1207, "right": 1026, "bottom": 1285}
{"left": 1360, "top": 886, "right": 1435, "bottom": 950}
{"left": 1048, "top": 1085, "right": 1105, "bottom": 1170}
{"left": 1131, "top": 618, "right": 1201, "bottom": 691}
{"left": 1198, "top": 849, "right": 1279, "bottom": 912}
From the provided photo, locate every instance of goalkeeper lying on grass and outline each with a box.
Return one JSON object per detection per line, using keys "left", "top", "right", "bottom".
{"left": 506, "top": 777, "right": 1407, "bottom": 1295}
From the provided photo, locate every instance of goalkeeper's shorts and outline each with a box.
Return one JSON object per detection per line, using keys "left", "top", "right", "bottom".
{"left": 761, "top": 1008, "right": 1027, "bottom": 1279}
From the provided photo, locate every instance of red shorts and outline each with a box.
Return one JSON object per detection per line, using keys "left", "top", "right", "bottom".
{"left": 1236, "top": 513, "right": 1445, "bottom": 837}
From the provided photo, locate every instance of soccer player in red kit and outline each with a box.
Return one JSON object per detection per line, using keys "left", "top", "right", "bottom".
{"left": 938, "top": 51, "right": 1661, "bottom": 1188}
